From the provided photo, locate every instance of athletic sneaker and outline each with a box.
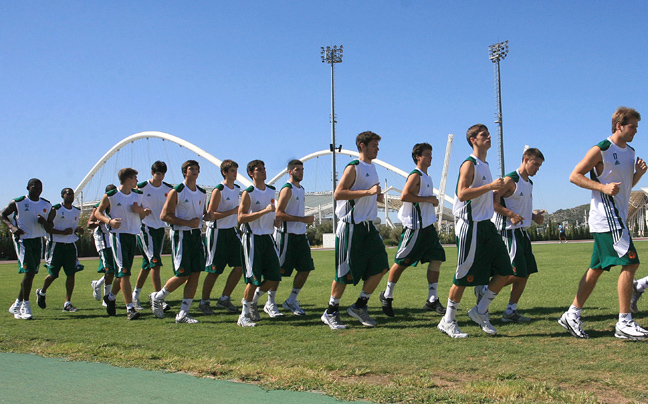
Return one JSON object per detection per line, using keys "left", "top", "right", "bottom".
{"left": 175, "top": 312, "right": 199, "bottom": 324}
{"left": 615, "top": 320, "right": 648, "bottom": 341}
{"left": 163, "top": 302, "right": 171, "bottom": 312}
{"left": 91, "top": 280, "right": 102, "bottom": 301}
{"left": 501, "top": 310, "right": 531, "bottom": 323}
{"left": 437, "top": 318, "right": 468, "bottom": 338}
{"left": 19, "top": 301, "right": 33, "bottom": 320}
{"left": 216, "top": 297, "right": 238, "bottom": 313}
{"left": 126, "top": 308, "right": 140, "bottom": 320}
{"left": 321, "top": 310, "right": 349, "bottom": 330}
{"left": 132, "top": 298, "right": 144, "bottom": 311}
{"left": 423, "top": 299, "right": 447, "bottom": 315}
{"left": 250, "top": 301, "right": 261, "bottom": 322}
{"left": 468, "top": 306, "right": 497, "bottom": 335}
{"left": 35, "top": 289, "right": 46, "bottom": 309}
{"left": 379, "top": 292, "right": 394, "bottom": 317}
{"left": 8, "top": 300, "right": 20, "bottom": 315}
{"left": 237, "top": 314, "right": 257, "bottom": 327}
{"left": 62, "top": 303, "right": 78, "bottom": 313}
{"left": 631, "top": 280, "right": 643, "bottom": 314}
{"left": 149, "top": 293, "right": 165, "bottom": 319}
{"left": 198, "top": 301, "right": 215, "bottom": 315}
{"left": 347, "top": 304, "right": 376, "bottom": 327}
{"left": 474, "top": 285, "right": 486, "bottom": 305}
{"left": 264, "top": 301, "right": 284, "bottom": 318}
{"left": 558, "top": 312, "right": 588, "bottom": 339}
{"left": 282, "top": 299, "right": 305, "bottom": 316}
{"left": 103, "top": 296, "right": 116, "bottom": 316}
{"left": 12, "top": 301, "right": 23, "bottom": 319}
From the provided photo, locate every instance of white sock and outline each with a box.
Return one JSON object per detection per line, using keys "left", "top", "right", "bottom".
{"left": 241, "top": 299, "right": 251, "bottom": 316}
{"left": 636, "top": 276, "right": 648, "bottom": 293}
{"left": 155, "top": 287, "right": 171, "bottom": 301}
{"left": 126, "top": 303, "right": 134, "bottom": 310}
{"left": 476, "top": 288, "right": 497, "bottom": 314}
{"left": 384, "top": 281, "right": 396, "bottom": 299}
{"left": 219, "top": 295, "right": 229, "bottom": 301}
{"left": 619, "top": 313, "right": 632, "bottom": 322}
{"left": 359, "top": 290, "right": 371, "bottom": 300}
{"left": 443, "top": 298, "right": 459, "bottom": 323}
{"left": 428, "top": 283, "right": 438, "bottom": 302}
{"left": 108, "top": 293, "right": 117, "bottom": 301}
{"left": 180, "top": 298, "right": 192, "bottom": 314}
{"left": 504, "top": 302, "right": 517, "bottom": 315}
{"left": 567, "top": 305, "right": 581, "bottom": 318}
{"left": 64, "top": 301, "right": 71, "bottom": 307}
{"left": 286, "top": 288, "right": 301, "bottom": 303}
{"left": 104, "top": 284, "right": 111, "bottom": 296}
{"left": 96, "top": 276, "right": 105, "bottom": 286}
{"left": 252, "top": 288, "right": 266, "bottom": 303}
{"left": 268, "top": 290, "right": 277, "bottom": 305}
{"left": 133, "top": 287, "right": 142, "bottom": 300}
{"left": 329, "top": 295, "right": 340, "bottom": 307}
{"left": 37, "top": 289, "right": 46, "bottom": 296}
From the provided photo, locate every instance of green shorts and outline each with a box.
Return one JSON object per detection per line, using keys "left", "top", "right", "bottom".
{"left": 501, "top": 228, "right": 537, "bottom": 278}
{"left": 276, "top": 232, "right": 315, "bottom": 277}
{"left": 170, "top": 229, "right": 206, "bottom": 277}
{"left": 138, "top": 225, "right": 166, "bottom": 270}
{"left": 335, "top": 221, "right": 389, "bottom": 286}
{"left": 453, "top": 219, "right": 513, "bottom": 286}
{"left": 97, "top": 248, "right": 115, "bottom": 275}
{"left": 241, "top": 233, "right": 281, "bottom": 286}
{"left": 394, "top": 224, "right": 446, "bottom": 267}
{"left": 205, "top": 227, "right": 242, "bottom": 274}
{"left": 590, "top": 232, "right": 640, "bottom": 271}
{"left": 45, "top": 241, "right": 84, "bottom": 278}
{"left": 110, "top": 233, "right": 138, "bottom": 278}
{"left": 13, "top": 236, "right": 42, "bottom": 274}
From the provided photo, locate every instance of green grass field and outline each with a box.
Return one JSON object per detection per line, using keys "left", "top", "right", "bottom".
{"left": 1, "top": 241, "right": 647, "bottom": 403}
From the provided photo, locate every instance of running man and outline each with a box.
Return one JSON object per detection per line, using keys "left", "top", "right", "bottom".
{"left": 88, "top": 185, "right": 117, "bottom": 305}
{"left": 559, "top": 107, "right": 648, "bottom": 340}
{"left": 200, "top": 159, "right": 243, "bottom": 315}
{"left": 35, "top": 188, "right": 85, "bottom": 313}
{"left": 2, "top": 178, "right": 52, "bottom": 320}
{"left": 489, "top": 148, "right": 545, "bottom": 323}
{"left": 133, "top": 161, "right": 173, "bottom": 310}
{"left": 321, "top": 131, "right": 389, "bottom": 330}
{"left": 558, "top": 224, "right": 567, "bottom": 243}
{"left": 94, "top": 168, "right": 152, "bottom": 320}
{"left": 268, "top": 159, "right": 315, "bottom": 317}
{"left": 437, "top": 124, "right": 513, "bottom": 338}
{"left": 379, "top": 143, "right": 447, "bottom": 317}
{"left": 150, "top": 160, "right": 206, "bottom": 324}
{"left": 236, "top": 160, "right": 281, "bottom": 327}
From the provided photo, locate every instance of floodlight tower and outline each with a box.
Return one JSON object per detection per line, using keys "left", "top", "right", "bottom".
{"left": 489, "top": 40, "right": 509, "bottom": 178}
{"left": 321, "top": 45, "right": 343, "bottom": 231}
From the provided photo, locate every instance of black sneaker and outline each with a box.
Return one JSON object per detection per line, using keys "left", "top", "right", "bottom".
{"left": 379, "top": 291, "right": 394, "bottom": 317}
{"left": 423, "top": 299, "right": 446, "bottom": 315}
{"left": 35, "top": 289, "right": 46, "bottom": 309}
{"left": 104, "top": 295, "right": 116, "bottom": 316}
{"left": 126, "top": 308, "right": 140, "bottom": 320}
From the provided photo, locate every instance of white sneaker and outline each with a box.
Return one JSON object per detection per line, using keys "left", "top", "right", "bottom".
{"left": 501, "top": 310, "right": 531, "bottom": 323}
{"left": 347, "top": 304, "right": 376, "bottom": 327}
{"left": 19, "top": 301, "right": 33, "bottom": 320}
{"left": 237, "top": 314, "right": 257, "bottom": 327}
{"left": 558, "top": 312, "right": 588, "bottom": 339}
{"left": 468, "top": 306, "right": 497, "bottom": 335}
{"left": 437, "top": 318, "right": 468, "bottom": 338}
{"left": 91, "top": 280, "right": 102, "bottom": 301}
{"left": 631, "top": 280, "right": 644, "bottom": 314}
{"left": 263, "top": 301, "right": 284, "bottom": 318}
{"left": 282, "top": 299, "right": 306, "bottom": 316}
{"left": 11, "top": 301, "right": 22, "bottom": 319}
{"left": 149, "top": 292, "right": 165, "bottom": 319}
{"left": 132, "top": 298, "right": 144, "bottom": 311}
{"left": 250, "top": 301, "right": 261, "bottom": 322}
{"left": 321, "top": 310, "right": 349, "bottom": 330}
{"left": 175, "top": 312, "right": 199, "bottom": 324}
{"left": 615, "top": 320, "right": 648, "bottom": 341}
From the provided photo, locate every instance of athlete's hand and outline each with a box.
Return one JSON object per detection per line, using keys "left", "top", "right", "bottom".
{"left": 303, "top": 215, "right": 315, "bottom": 225}
{"left": 37, "top": 214, "right": 47, "bottom": 224}
{"left": 636, "top": 157, "right": 647, "bottom": 176}
{"left": 187, "top": 217, "right": 201, "bottom": 228}
{"left": 63, "top": 227, "right": 74, "bottom": 235}
{"left": 532, "top": 209, "right": 546, "bottom": 225}
{"left": 143, "top": 208, "right": 152, "bottom": 217}
{"left": 602, "top": 182, "right": 621, "bottom": 196}
{"left": 265, "top": 203, "right": 276, "bottom": 213}
{"left": 510, "top": 214, "right": 525, "bottom": 226}
{"left": 368, "top": 184, "right": 381, "bottom": 196}
{"left": 10, "top": 225, "right": 24, "bottom": 237}
{"left": 428, "top": 196, "right": 439, "bottom": 206}
{"left": 110, "top": 218, "right": 122, "bottom": 229}
{"left": 489, "top": 178, "right": 505, "bottom": 191}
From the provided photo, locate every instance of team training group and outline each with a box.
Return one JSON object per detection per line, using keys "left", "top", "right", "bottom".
{"left": 4, "top": 106, "right": 648, "bottom": 340}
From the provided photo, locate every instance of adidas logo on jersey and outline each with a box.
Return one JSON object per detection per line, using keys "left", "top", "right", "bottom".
{"left": 117, "top": 203, "right": 122, "bottom": 206}
{"left": 255, "top": 201, "right": 261, "bottom": 204}
{"left": 366, "top": 173, "right": 370, "bottom": 177}
{"left": 520, "top": 192, "right": 524, "bottom": 196}
{"left": 226, "top": 197, "right": 230, "bottom": 200}
{"left": 184, "top": 199, "right": 189, "bottom": 202}
{"left": 147, "top": 193, "right": 152, "bottom": 196}
{"left": 482, "top": 176, "right": 487, "bottom": 180}
{"left": 615, "top": 160, "right": 621, "bottom": 165}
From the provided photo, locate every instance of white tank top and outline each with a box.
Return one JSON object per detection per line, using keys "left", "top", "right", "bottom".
{"left": 241, "top": 184, "right": 276, "bottom": 235}
{"left": 398, "top": 168, "right": 437, "bottom": 229}
{"left": 453, "top": 155, "right": 494, "bottom": 222}
{"left": 336, "top": 160, "right": 379, "bottom": 223}
{"left": 206, "top": 182, "right": 240, "bottom": 230}
{"left": 278, "top": 182, "right": 307, "bottom": 234}
{"left": 492, "top": 169, "right": 534, "bottom": 230}
{"left": 139, "top": 180, "right": 173, "bottom": 229}
{"left": 51, "top": 204, "right": 81, "bottom": 243}
{"left": 107, "top": 188, "right": 144, "bottom": 235}
{"left": 13, "top": 196, "right": 52, "bottom": 239}
{"left": 172, "top": 182, "right": 206, "bottom": 231}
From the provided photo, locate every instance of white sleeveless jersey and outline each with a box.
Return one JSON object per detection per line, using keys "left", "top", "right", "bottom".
{"left": 588, "top": 138, "right": 635, "bottom": 232}
{"left": 278, "top": 182, "right": 307, "bottom": 234}
{"left": 206, "top": 182, "right": 240, "bottom": 230}
{"left": 453, "top": 155, "right": 494, "bottom": 222}
{"left": 335, "top": 160, "right": 379, "bottom": 223}
{"left": 139, "top": 180, "right": 173, "bottom": 229}
{"left": 92, "top": 203, "right": 111, "bottom": 250}
{"left": 50, "top": 204, "right": 81, "bottom": 243}
{"left": 398, "top": 168, "right": 437, "bottom": 229}
{"left": 13, "top": 196, "right": 52, "bottom": 239}
{"left": 171, "top": 182, "right": 206, "bottom": 231}
{"left": 241, "top": 184, "right": 276, "bottom": 235}
{"left": 492, "top": 169, "right": 534, "bottom": 230}
{"left": 106, "top": 188, "right": 144, "bottom": 235}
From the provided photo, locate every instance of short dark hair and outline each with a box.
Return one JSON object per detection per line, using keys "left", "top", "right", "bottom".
{"left": 466, "top": 124, "right": 488, "bottom": 147}
{"left": 105, "top": 184, "right": 117, "bottom": 193}
{"left": 26, "top": 178, "right": 41, "bottom": 189}
{"left": 220, "top": 159, "right": 238, "bottom": 178}
{"left": 287, "top": 159, "right": 303, "bottom": 171}
{"left": 151, "top": 161, "right": 167, "bottom": 174}
{"left": 246, "top": 160, "right": 265, "bottom": 179}
{"left": 411, "top": 143, "right": 432, "bottom": 164}
{"left": 612, "top": 107, "right": 641, "bottom": 134}
{"left": 181, "top": 160, "right": 200, "bottom": 177}
{"left": 356, "top": 131, "right": 381, "bottom": 151}
{"left": 118, "top": 168, "right": 138, "bottom": 184}
{"left": 523, "top": 147, "right": 545, "bottom": 162}
{"left": 60, "top": 187, "right": 74, "bottom": 197}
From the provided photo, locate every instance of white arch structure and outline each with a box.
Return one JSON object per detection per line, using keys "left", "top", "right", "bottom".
{"left": 74, "top": 131, "right": 253, "bottom": 201}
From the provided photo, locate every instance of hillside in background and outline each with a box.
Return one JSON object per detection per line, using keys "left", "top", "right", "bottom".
{"left": 545, "top": 204, "right": 589, "bottom": 224}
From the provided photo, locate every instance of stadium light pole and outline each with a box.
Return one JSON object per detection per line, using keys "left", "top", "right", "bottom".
{"left": 321, "top": 45, "right": 343, "bottom": 231}
{"left": 489, "top": 40, "right": 508, "bottom": 178}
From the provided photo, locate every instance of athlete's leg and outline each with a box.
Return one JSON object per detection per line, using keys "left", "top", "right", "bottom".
{"left": 571, "top": 268, "right": 604, "bottom": 309}
{"left": 619, "top": 264, "right": 639, "bottom": 314}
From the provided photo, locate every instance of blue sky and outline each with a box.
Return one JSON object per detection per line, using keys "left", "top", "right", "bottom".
{"left": 2, "top": 1, "right": 648, "bottom": 213}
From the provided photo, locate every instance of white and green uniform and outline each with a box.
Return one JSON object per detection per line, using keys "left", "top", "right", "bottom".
{"left": 275, "top": 181, "right": 314, "bottom": 274}
{"left": 107, "top": 188, "right": 143, "bottom": 275}
{"left": 169, "top": 182, "right": 206, "bottom": 275}
{"left": 205, "top": 182, "right": 242, "bottom": 273}
{"left": 138, "top": 180, "right": 173, "bottom": 269}
{"left": 11, "top": 195, "right": 52, "bottom": 273}
{"left": 92, "top": 203, "right": 114, "bottom": 274}
{"left": 45, "top": 203, "right": 83, "bottom": 277}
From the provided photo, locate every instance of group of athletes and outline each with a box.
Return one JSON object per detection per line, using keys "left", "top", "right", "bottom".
{"left": 4, "top": 106, "right": 648, "bottom": 339}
